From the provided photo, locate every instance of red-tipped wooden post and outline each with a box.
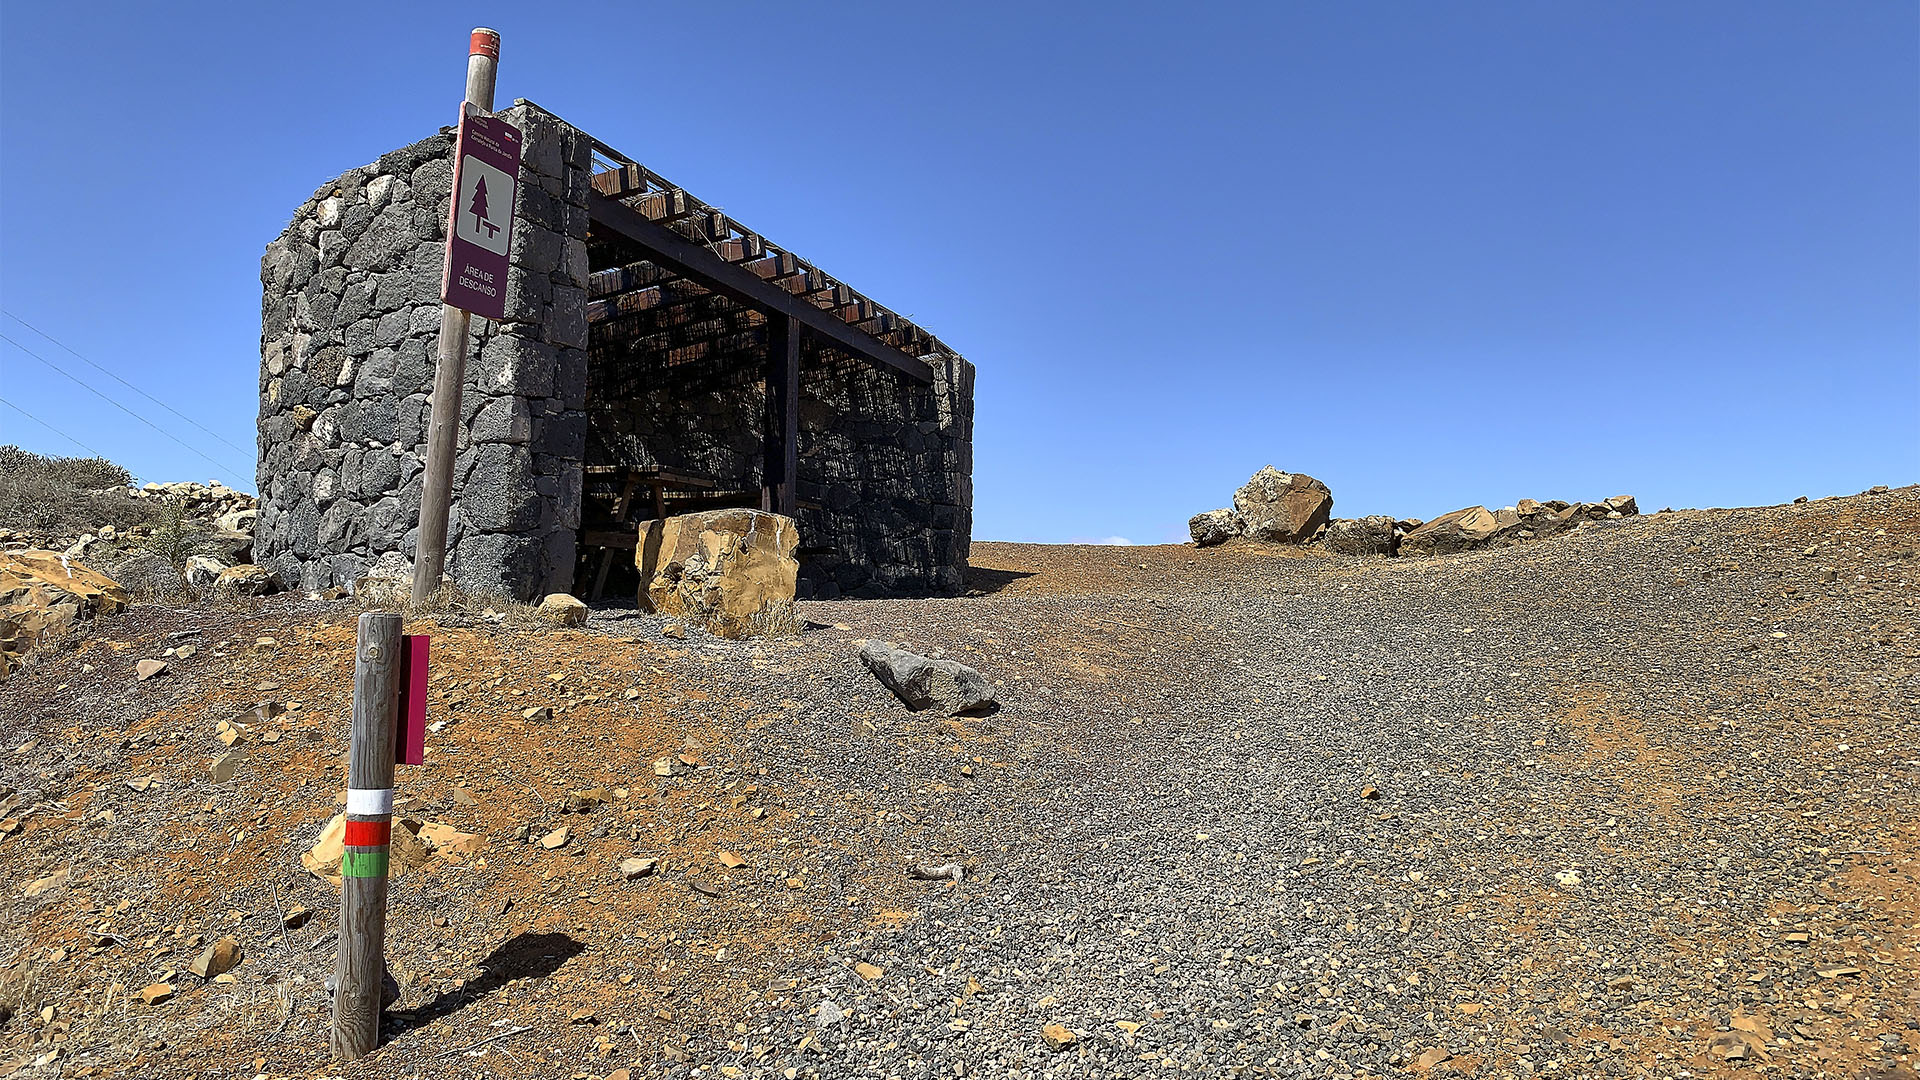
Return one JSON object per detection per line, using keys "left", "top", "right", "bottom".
{"left": 413, "top": 27, "right": 502, "bottom": 605}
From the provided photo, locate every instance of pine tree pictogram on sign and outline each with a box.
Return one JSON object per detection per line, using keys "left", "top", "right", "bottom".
{"left": 469, "top": 176, "right": 498, "bottom": 238}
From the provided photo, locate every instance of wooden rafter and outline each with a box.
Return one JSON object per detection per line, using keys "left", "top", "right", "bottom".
{"left": 583, "top": 146, "right": 956, "bottom": 381}
{"left": 589, "top": 193, "right": 934, "bottom": 383}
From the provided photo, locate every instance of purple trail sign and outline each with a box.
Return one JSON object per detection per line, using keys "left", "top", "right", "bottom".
{"left": 441, "top": 105, "right": 522, "bottom": 319}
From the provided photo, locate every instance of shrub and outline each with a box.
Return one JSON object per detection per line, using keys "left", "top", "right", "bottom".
{"left": 0, "top": 445, "right": 161, "bottom": 538}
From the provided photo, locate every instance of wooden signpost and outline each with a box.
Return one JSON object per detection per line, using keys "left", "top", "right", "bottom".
{"left": 414, "top": 27, "right": 508, "bottom": 605}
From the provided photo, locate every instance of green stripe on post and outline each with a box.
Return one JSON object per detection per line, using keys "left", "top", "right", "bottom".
{"left": 341, "top": 849, "right": 390, "bottom": 879}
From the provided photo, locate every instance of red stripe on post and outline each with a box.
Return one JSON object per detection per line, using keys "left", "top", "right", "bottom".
{"left": 470, "top": 28, "right": 500, "bottom": 59}
{"left": 342, "top": 819, "right": 391, "bottom": 848}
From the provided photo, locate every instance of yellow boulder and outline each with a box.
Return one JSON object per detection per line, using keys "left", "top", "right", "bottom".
{"left": 0, "top": 550, "right": 128, "bottom": 675}
{"left": 635, "top": 509, "right": 800, "bottom": 639}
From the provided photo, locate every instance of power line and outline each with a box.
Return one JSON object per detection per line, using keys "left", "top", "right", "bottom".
{"left": 0, "top": 331, "right": 252, "bottom": 488}
{"left": 1, "top": 309, "right": 254, "bottom": 459}
{"left": 0, "top": 394, "right": 118, "bottom": 464}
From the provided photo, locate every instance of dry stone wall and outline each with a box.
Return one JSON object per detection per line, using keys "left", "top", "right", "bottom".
{"left": 256, "top": 103, "right": 593, "bottom": 601}
{"left": 793, "top": 350, "right": 973, "bottom": 599}
{"left": 580, "top": 345, "right": 974, "bottom": 600}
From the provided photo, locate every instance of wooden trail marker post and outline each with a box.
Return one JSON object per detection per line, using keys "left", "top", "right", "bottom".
{"left": 331, "top": 615, "right": 431, "bottom": 1059}
{"left": 331, "top": 612, "right": 401, "bottom": 1059}
{"left": 413, "top": 27, "right": 506, "bottom": 605}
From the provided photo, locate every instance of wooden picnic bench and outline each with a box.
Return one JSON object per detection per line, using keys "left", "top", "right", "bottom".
{"left": 578, "top": 464, "right": 828, "bottom": 602}
{"left": 580, "top": 464, "right": 723, "bottom": 601}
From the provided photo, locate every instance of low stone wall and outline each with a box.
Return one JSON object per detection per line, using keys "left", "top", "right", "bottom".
{"left": 255, "top": 103, "right": 593, "bottom": 600}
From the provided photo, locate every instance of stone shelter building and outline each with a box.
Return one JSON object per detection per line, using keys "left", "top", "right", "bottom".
{"left": 255, "top": 101, "right": 974, "bottom": 603}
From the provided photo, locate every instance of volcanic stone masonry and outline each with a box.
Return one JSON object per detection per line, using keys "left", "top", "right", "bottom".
{"left": 256, "top": 102, "right": 973, "bottom": 602}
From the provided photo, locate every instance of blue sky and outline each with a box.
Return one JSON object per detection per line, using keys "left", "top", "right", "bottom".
{"left": 1, "top": 3, "right": 1914, "bottom": 544}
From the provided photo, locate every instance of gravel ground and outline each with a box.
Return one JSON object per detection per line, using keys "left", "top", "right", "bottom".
{"left": 592, "top": 489, "right": 1918, "bottom": 1080}
{"left": 1, "top": 488, "right": 1913, "bottom": 1080}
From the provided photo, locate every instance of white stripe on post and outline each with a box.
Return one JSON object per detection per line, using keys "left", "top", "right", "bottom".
{"left": 346, "top": 788, "right": 395, "bottom": 815}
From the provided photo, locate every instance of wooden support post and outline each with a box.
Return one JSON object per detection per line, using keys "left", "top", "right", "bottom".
{"left": 763, "top": 314, "right": 800, "bottom": 517}
{"left": 413, "top": 27, "right": 501, "bottom": 605}
{"left": 331, "top": 612, "right": 402, "bottom": 1060}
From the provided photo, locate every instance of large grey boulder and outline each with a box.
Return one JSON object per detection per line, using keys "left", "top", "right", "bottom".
{"left": 1232, "top": 467, "right": 1333, "bottom": 544}
{"left": 1188, "top": 509, "right": 1240, "bottom": 547}
{"left": 859, "top": 642, "right": 996, "bottom": 715}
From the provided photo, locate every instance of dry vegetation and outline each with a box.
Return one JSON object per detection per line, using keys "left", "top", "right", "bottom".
{"left": 0, "top": 448, "right": 159, "bottom": 541}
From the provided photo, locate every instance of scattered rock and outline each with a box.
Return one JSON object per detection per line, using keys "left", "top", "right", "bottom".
{"left": 135, "top": 659, "right": 168, "bottom": 681}
{"left": 189, "top": 937, "right": 241, "bottom": 979}
{"left": 717, "top": 850, "right": 746, "bottom": 869}
{"left": 413, "top": 822, "right": 482, "bottom": 856}
{"left": 854, "top": 961, "right": 885, "bottom": 981}
{"left": 635, "top": 509, "right": 801, "bottom": 638}
{"left": 215, "top": 507, "right": 258, "bottom": 534}
{"left": 620, "top": 857, "right": 660, "bottom": 879}
{"left": 138, "top": 983, "right": 175, "bottom": 1006}
{"left": 102, "top": 551, "right": 184, "bottom": 597}
{"left": 1187, "top": 508, "right": 1240, "bottom": 547}
{"left": 538, "top": 593, "right": 589, "bottom": 626}
{"left": 661, "top": 623, "right": 687, "bottom": 640}
{"left": 214, "top": 564, "right": 279, "bottom": 595}
{"left": 1041, "top": 1022, "right": 1077, "bottom": 1051}
{"left": 566, "top": 786, "right": 610, "bottom": 812}
{"left": 912, "top": 863, "right": 966, "bottom": 882}
{"left": 859, "top": 642, "right": 997, "bottom": 715}
{"left": 539, "top": 826, "right": 571, "bottom": 849}
{"left": 208, "top": 752, "right": 242, "bottom": 784}
{"left": 183, "top": 555, "right": 228, "bottom": 591}
{"left": 21, "top": 867, "right": 70, "bottom": 899}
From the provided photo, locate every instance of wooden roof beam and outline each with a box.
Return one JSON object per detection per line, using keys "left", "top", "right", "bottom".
{"left": 588, "top": 192, "right": 932, "bottom": 384}
{"left": 743, "top": 252, "right": 801, "bottom": 282}
{"left": 587, "top": 260, "right": 684, "bottom": 299}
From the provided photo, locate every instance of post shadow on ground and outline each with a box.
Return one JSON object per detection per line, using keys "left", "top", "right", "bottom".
{"left": 383, "top": 930, "right": 584, "bottom": 1038}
